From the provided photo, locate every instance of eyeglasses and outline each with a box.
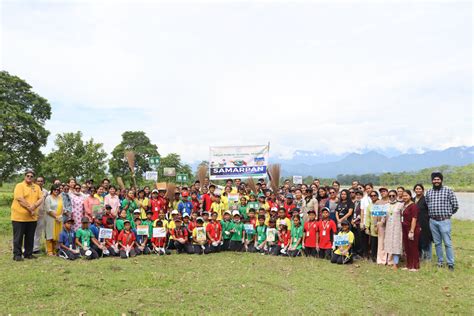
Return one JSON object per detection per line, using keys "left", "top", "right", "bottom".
{"left": 389, "top": 195, "right": 396, "bottom": 198}
{"left": 75, "top": 187, "right": 81, "bottom": 190}
{"left": 26, "top": 175, "right": 34, "bottom": 178}
{"left": 329, "top": 191, "right": 336, "bottom": 194}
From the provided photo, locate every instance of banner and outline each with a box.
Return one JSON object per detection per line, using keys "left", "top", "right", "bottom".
{"left": 209, "top": 144, "right": 269, "bottom": 180}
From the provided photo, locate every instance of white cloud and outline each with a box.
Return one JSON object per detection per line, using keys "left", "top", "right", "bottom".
{"left": 1, "top": 1, "right": 472, "bottom": 163}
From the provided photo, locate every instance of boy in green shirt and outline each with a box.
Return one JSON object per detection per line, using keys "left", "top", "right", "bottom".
{"left": 243, "top": 217, "right": 255, "bottom": 252}
{"left": 288, "top": 215, "right": 303, "bottom": 257}
{"left": 255, "top": 215, "right": 267, "bottom": 253}
{"left": 75, "top": 217, "right": 104, "bottom": 260}
{"left": 229, "top": 211, "right": 245, "bottom": 252}
{"left": 142, "top": 210, "right": 154, "bottom": 245}
{"left": 220, "top": 211, "right": 233, "bottom": 251}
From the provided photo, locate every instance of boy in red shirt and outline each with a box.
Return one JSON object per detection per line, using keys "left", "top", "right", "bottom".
{"left": 190, "top": 191, "right": 200, "bottom": 212}
{"left": 117, "top": 220, "right": 137, "bottom": 258}
{"left": 317, "top": 207, "right": 337, "bottom": 260}
{"left": 303, "top": 209, "right": 318, "bottom": 257}
{"left": 170, "top": 217, "right": 189, "bottom": 254}
{"left": 151, "top": 220, "right": 171, "bottom": 255}
{"left": 277, "top": 221, "right": 291, "bottom": 256}
{"left": 206, "top": 211, "right": 222, "bottom": 253}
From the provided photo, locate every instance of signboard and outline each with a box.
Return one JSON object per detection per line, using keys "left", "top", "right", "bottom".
{"left": 244, "top": 224, "right": 254, "bottom": 234}
{"left": 195, "top": 227, "right": 206, "bottom": 242}
{"left": 98, "top": 228, "right": 113, "bottom": 239}
{"left": 266, "top": 228, "right": 276, "bottom": 242}
{"left": 153, "top": 227, "right": 166, "bottom": 238}
{"left": 247, "top": 201, "right": 259, "bottom": 211}
{"left": 149, "top": 156, "right": 160, "bottom": 167}
{"left": 228, "top": 193, "right": 239, "bottom": 206}
{"left": 163, "top": 167, "right": 176, "bottom": 177}
{"left": 371, "top": 204, "right": 388, "bottom": 217}
{"left": 293, "top": 175, "right": 303, "bottom": 185}
{"left": 334, "top": 234, "right": 350, "bottom": 246}
{"left": 176, "top": 173, "right": 188, "bottom": 183}
{"left": 136, "top": 225, "right": 149, "bottom": 236}
{"left": 145, "top": 171, "right": 158, "bottom": 181}
{"left": 209, "top": 144, "right": 269, "bottom": 180}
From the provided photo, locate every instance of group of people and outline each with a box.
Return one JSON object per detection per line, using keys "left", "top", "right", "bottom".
{"left": 11, "top": 170, "right": 459, "bottom": 271}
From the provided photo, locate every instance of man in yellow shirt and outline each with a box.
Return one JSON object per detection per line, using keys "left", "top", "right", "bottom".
{"left": 11, "top": 170, "right": 45, "bottom": 261}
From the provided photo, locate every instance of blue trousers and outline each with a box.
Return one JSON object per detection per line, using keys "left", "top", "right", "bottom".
{"left": 429, "top": 219, "right": 454, "bottom": 266}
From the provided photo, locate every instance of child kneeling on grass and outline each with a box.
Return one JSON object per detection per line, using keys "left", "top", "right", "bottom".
{"left": 58, "top": 217, "right": 80, "bottom": 260}
{"left": 117, "top": 220, "right": 137, "bottom": 258}
{"left": 192, "top": 217, "right": 209, "bottom": 255}
{"left": 171, "top": 217, "right": 190, "bottom": 254}
{"left": 151, "top": 220, "right": 171, "bottom": 255}
{"left": 331, "top": 220, "right": 354, "bottom": 265}
{"left": 133, "top": 218, "right": 151, "bottom": 255}
{"left": 265, "top": 219, "right": 278, "bottom": 255}
{"left": 75, "top": 217, "right": 105, "bottom": 260}
{"left": 277, "top": 221, "right": 291, "bottom": 256}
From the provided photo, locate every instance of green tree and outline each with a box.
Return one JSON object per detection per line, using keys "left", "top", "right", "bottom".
{"left": 40, "top": 132, "right": 107, "bottom": 182}
{"left": 109, "top": 131, "right": 159, "bottom": 186}
{"left": 0, "top": 71, "right": 51, "bottom": 185}
{"left": 159, "top": 153, "right": 192, "bottom": 183}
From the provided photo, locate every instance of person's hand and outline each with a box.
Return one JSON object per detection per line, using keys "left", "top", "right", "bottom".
{"left": 408, "top": 231, "right": 414, "bottom": 240}
{"left": 55, "top": 215, "right": 62, "bottom": 223}
{"left": 316, "top": 246, "right": 320, "bottom": 252}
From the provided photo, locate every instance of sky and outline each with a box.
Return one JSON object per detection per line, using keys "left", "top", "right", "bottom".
{"left": 1, "top": 0, "right": 472, "bottom": 163}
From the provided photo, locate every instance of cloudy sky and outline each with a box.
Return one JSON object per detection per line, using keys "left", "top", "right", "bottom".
{"left": 2, "top": 0, "right": 472, "bottom": 163}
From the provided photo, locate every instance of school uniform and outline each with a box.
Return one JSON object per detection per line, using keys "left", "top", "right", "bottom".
{"left": 276, "top": 230, "right": 291, "bottom": 256}
{"left": 265, "top": 227, "right": 278, "bottom": 255}
{"left": 288, "top": 224, "right": 303, "bottom": 257}
{"left": 255, "top": 224, "right": 267, "bottom": 252}
{"left": 171, "top": 226, "right": 190, "bottom": 254}
{"left": 75, "top": 228, "right": 99, "bottom": 259}
{"left": 104, "top": 229, "right": 119, "bottom": 256}
{"left": 58, "top": 228, "right": 80, "bottom": 260}
{"left": 303, "top": 220, "right": 318, "bottom": 257}
{"left": 192, "top": 227, "right": 210, "bottom": 255}
{"left": 133, "top": 229, "right": 151, "bottom": 255}
{"left": 229, "top": 221, "right": 245, "bottom": 252}
{"left": 317, "top": 219, "right": 337, "bottom": 259}
{"left": 220, "top": 220, "right": 233, "bottom": 251}
{"left": 117, "top": 229, "right": 136, "bottom": 258}
{"left": 151, "top": 235, "right": 171, "bottom": 255}
{"left": 206, "top": 221, "right": 222, "bottom": 253}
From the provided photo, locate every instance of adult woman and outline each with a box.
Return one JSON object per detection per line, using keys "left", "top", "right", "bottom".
{"left": 335, "top": 189, "right": 354, "bottom": 228}
{"left": 69, "top": 183, "right": 85, "bottom": 231}
{"left": 365, "top": 191, "right": 380, "bottom": 262}
{"left": 325, "top": 188, "right": 339, "bottom": 222}
{"left": 121, "top": 190, "right": 138, "bottom": 221}
{"left": 396, "top": 187, "right": 405, "bottom": 203}
{"left": 383, "top": 190, "right": 403, "bottom": 269}
{"left": 137, "top": 189, "right": 150, "bottom": 220}
{"left": 414, "top": 184, "right": 432, "bottom": 260}
{"left": 84, "top": 187, "right": 101, "bottom": 222}
{"left": 304, "top": 188, "right": 318, "bottom": 220}
{"left": 375, "top": 190, "right": 390, "bottom": 265}
{"left": 316, "top": 187, "right": 329, "bottom": 219}
{"left": 44, "top": 184, "right": 63, "bottom": 256}
{"left": 94, "top": 186, "right": 105, "bottom": 205}
{"left": 401, "top": 189, "right": 421, "bottom": 271}
{"left": 104, "top": 185, "right": 121, "bottom": 217}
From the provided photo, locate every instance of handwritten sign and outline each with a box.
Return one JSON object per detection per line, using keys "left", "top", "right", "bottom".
{"left": 266, "top": 228, "right": 276, "bottom": 242}
{"left": 153, "top": 227, "right": 166, "bottom": 238}
{"left": 136, "top": 225, "right": 149, "bottom": 236}
{"left": 293, "top": 175, "right": 303, "bottom": 185}
{"left": 334, "top": 234, "right": 349, "bottom": 246}
{"left": 228, "top": 193, "right": 239, "bottom": 206}
{"left": 98, "top": 228, "right": 113, "bottom": 239}
{"left": 248, "top": 201, "right": 259, "bottom": 211}
{"left": 244, "top": 224, "right": 254, "bottom": 234}
{"left": 196, "top": 227, "right": 206, "bottom": 242}
{"left": 371, "top": 204, "right": 388, "bottom": 217}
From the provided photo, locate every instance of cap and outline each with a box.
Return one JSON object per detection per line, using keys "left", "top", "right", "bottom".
{"left": 321, "top": 207, "right": 330, "bottom": 213}
{"left": 232, "top": 210, "right": 241, "bottom": 217}
{"left": 257, "top": 193, "right": 265, "bottom": 198}
{"left": 174, "top": 217, "right": 182, "bottom": 222}
{"left": 196, "top": 217, "right": 204, "bottom": 223}
{"left": 270, "top": 207, "right": 278, "bottom": 212}
{"left": 152, "top": 189, "right": 159, "bottom": 193}
{"left": 64, "top": 217, "right": 75, "bottom": 223}
{"left": 202, "top": 211, "right": 210, "bottom": 216}
{"left": 341, "top": 219, "right": 350, "bottom": 226}
{"left": 224, "top": 210, "right": 232, "bottom": 215}
{"left": 171, "top": 210, "right": 179, "bottom": 215}
{"left": 133, "top": 209, "right": 141, "bottom": 214}
{"left": 379, "top": 187, "right": 388, "bottom": 192}
{"left": 81, "top": 217, "right": 90, "bottom": 224}
{"left": 123, "top": 220, "right": 131, "bottom": 224}
{"left": 181, "top": 191, "right": 189, "bottom": 197}
{"left": 146, "top": 210, "right": 153, "bottom": 215}
{"left": 24, "top": 169, "right": 35, "bottom": 176}
{"left": 183, "top": 213, "right": 190, "bottom": 218}
{"left": 279, "top": 221, "right": 287, "bottom": 226}
{"left": 307, "top": 209, "right": 316, "bottom": 214}
{"left": 285, "top": 193, "right": 294, "bottom": 199}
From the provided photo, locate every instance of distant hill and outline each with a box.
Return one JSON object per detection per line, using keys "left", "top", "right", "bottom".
{"left": 273, "top": 146, "right": 474, "bottom": 177}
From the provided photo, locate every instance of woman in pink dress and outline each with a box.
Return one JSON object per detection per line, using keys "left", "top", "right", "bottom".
{"left": 69, "top": 183, "right": 85, "bottom": 231}
{"left": 83, "top": 186, "right": 101, "bottom": 222}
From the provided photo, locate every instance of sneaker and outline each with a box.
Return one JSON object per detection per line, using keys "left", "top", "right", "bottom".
{"left": 448, "top": 265, "right": 454, "bottom": 271}
{"left": 25, "top": 255, "right": 38, "bottom": 260}
{"left": 437, "top": 262, "right": 444, "bottom": 268}
{"left": 13, "top": 256, "right": 23, "bottom": 261}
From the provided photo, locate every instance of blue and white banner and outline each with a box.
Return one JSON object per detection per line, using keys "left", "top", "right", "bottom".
{"left": 209, "top": 144, "right": 269, "bottom": 180}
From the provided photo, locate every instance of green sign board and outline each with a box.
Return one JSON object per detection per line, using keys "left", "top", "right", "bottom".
{"left": 176, "top": 173, "right": 188, "bottom": 183}
{"left": 149, "top": 156, "right": 160, "bottom": 166}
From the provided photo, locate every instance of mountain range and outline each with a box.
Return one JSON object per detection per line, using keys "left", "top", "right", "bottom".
{"left": 270, "top": 146, "right": 474, "bottom": 178}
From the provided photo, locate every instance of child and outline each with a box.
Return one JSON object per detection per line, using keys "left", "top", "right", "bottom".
{"left": 133, "top": 218, "right": 150, "bottom": 255}
{"left": 192, "top": 217, "right": 209, "bottom": 255}
{"left": 151, "top": 220, "right": 170, "bottom": 255}
{"left": 276, "top": 207, "right": 292, "bottom": 232}
{"left": 269, "top": 207, "right": 279, "bottom": 223}
{"left": 303, "top": 210, "right": 318, "bottom": 257}
{"left": 171, "top": 217, "right": 190, "bottom": 254}
{"left": 266, "top": 219, "right": 278, "bottom": 255}
{"left": 220, "top": 210, "right": 233, "bottom": 251}
{"left": 206, "top": 211, "right": 222, "bottom": 253}
{"left": 117, "top": 220, "right": 137, "bottom": 258}
{"left": 255, "top": 215, "right": 267, "bottom": 253}
{"left": 202, "top": 211, "right": 210, "bottom": 228}
{"left": 257, "top": 208, "right": 270, "bottom": 226}
{"left": 115, "top": 209, "right": 128, "bottom": 232}
{"left": 101, "top": 204, "right": 115, "bottom": 227}
{"left": 210, "top": 194, "right": 225, "bottom": 220}
{"left": 238, "top": 197, "right": 249, "bottom": 219}
{"left": 317, "top": 208, "right": 337, "bottom": 260}
{"left": 75, "top": 217, "right": 104, "bottom": 260}
{"left": 142, "top": 210, "right": 155, "bottom": 244}
{"left": 177, "top": 191, "right": 193, "bottom": 216}
{"left": 331, "top": 220, "right": 354, "bottom": 264}
{"left": 104, "top": 218, "right": 119, "bottom": 256}
{"left": 277, "top": 222, "right": 291, "bottom": 256}
{"left": 58, "top": 217, "right": 80, "bottom": 260}
{"left": 229, "top": 211, "right": 245, "bottom": 252}
{"left": 243, "top": 217, "right": 256, "bottom": 252}
{"left": 288, "top": 215, "right": 303, "bottom": 257}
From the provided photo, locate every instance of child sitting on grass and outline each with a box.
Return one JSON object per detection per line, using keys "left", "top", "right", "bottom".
{"left": 58, "top": 217, "right": 80, "bottom": 260}
{"left": 117, "top": 220, "right": 136, "bottom": 258}
{"left": 266, "top": 219, "right": 278, "bottom": 255}
{"left": 192, "top": 217, "right": 209, "bottom": 255}
{"left": 151, "top": 220, "right": 170, "bottom": 255}
{"left": 277, "top": 221, "right": 291, "bottom": 256}
{"left": 331, "top": 220, "right": 354, "bottom": 265}
{"left": 75, "top": 217, "right": 104, "bottom": 260}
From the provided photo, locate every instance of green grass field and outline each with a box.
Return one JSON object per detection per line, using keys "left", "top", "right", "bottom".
{"left": 0, "top": 202, "right": 473, "bottom": 315}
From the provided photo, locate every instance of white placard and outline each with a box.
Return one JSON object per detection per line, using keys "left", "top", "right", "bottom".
{"left": 145, "top": 171, "right": 158, "bottom": 181}
{"left": 98, "top": 228, "right": 113, "bottom": 239}
{"left": 153, "top": 227, "right": 167, "bottom": 238}
{"left": 293, "top": 175, "right": 303, "bottom": 185}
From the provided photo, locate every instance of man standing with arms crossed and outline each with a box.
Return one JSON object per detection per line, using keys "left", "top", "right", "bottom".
{"left": 11, "top": 170, "right": 45, "bottom": 261}
{"left": 425, "top": 171, "right": 459, "bottom": 271}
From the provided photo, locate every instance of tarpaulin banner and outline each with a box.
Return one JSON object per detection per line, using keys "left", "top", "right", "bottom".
{"left": 209, "top": 144, "right": 269, "bottom": 180}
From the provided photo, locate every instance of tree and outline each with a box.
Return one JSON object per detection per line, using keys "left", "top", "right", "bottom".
{"left": 0, "top": 71, "right": 51, "bottom": 185}
{"left": 159, "top": 153, "right": 192, "bottom": 183}
{"left": 40, "top": 132, "right": 107, "bottom": 182}
{"left": 109, "top": 131, "right": 159, "bottom": 186}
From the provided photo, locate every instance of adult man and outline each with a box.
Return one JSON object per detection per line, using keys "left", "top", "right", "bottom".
{"left": 11, "top": 170, "right": 45, "bottom": 261}
{"left": 33, "top": 176, "right": 49, "bottom": 254}
{"left": 425, "top": 172, "right": 459, "bottom": 270}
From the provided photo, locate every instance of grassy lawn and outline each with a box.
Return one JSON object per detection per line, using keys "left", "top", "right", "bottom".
{"left": 0, "top": 204, "right": 473, "bottom": 315}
